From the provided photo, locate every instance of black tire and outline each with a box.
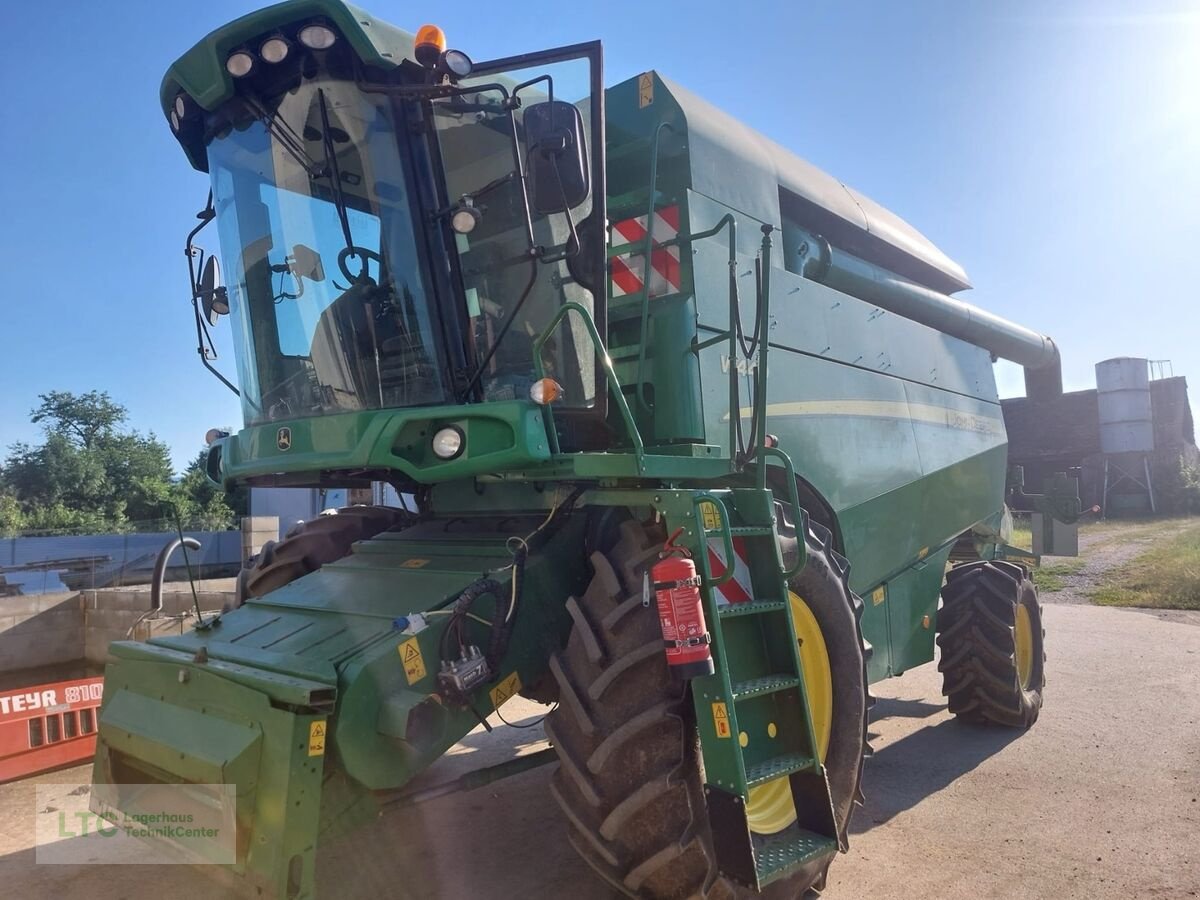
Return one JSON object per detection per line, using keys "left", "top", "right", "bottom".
{"left": 235, "top": 505, "right": 412, "bottom": 604}
{"left": 545, "top": 516, "right": 867, "bottom": 898}
{"left": 936, "top": 560, "right": 1045, "bottom": 728}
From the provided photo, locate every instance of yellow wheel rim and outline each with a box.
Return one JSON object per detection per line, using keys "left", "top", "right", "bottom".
{"left": 744, "top": 591, "right": 833, "bottom": 835}
{"left": 1015, "top": 603, "right": 1034, "bottom": 690}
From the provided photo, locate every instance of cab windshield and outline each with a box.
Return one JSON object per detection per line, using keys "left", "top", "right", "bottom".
{"left": 209, "top": 77, "right": 447, "bottom": 425}
{"left": 206, "top": 50, "right": 602, "bottom": 429}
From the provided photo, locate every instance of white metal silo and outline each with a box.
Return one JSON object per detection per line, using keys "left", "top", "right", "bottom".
{"left": 1096, "top": 357, "right": 1156, "bottom": 515}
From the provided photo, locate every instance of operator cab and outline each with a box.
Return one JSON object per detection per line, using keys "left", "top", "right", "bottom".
{"left": 173, "top": 16, "right": 607, "bottom": 446}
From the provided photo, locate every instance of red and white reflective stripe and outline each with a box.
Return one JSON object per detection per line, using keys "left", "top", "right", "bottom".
{"left": 610, "top": 205, "right": 682, "bottom": 298}
{"left": 706, "top": 537, "right": 755, "bottom": 607}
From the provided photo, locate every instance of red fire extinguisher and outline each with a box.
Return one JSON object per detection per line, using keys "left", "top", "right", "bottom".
{"left": 652, "top": 528, "right": 716, "bottom": 681}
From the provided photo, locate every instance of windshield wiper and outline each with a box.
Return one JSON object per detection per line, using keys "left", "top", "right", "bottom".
{"left": 315, "top": 89, "right": 359, "bottom": 271}
{"left": 250, "top": 92, "right": 363, "bottom": 281}
{"left": 245, "top": 97, "right": 324, "bottom": 177}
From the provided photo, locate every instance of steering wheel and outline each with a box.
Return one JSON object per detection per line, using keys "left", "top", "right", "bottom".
{"left": 338, "top": 247, "right": 383, "bottom": 285}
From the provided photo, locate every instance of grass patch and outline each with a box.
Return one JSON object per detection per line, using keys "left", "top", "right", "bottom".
{"left": 1010, "top": 522, "right": 1033, "bottom": 552}
{"left": 1033, "top": 558, "right": 1085, "bottom": 592}
{"left": 1089, "top": 520, "right": 1200, "bottom": 609}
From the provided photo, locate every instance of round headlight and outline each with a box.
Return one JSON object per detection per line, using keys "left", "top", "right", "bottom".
{"left": 226, "top": 51, "right": 255, "bottom": 78}
{"left": 174, "top": 95, "right": 187, "bottom": 119}
{"left": 298, "top": 24, "right": 338, "bottom": 50}
{"left": 431, "top": 427, "right": 464, "bottom": 460}
{"left": 260, "top": 37, "right": 290, "bottom": 64}
{"left": 451, "top": 205, "right": 482, "bottom": 235}
{"left": 440, "top": 49, "right": 474, "bottom": 79}
{"left": 169, "top": 110, "right": 180, "bottom": 132}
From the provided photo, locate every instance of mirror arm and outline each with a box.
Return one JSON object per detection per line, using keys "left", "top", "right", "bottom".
{"left": 535, "top": 154, "right": 581, "bottom": 264}
{"left": 183, "top": 191, "right": 241, "bottom": 399}
{"left": 190, "top": 296, "right": 240, "bottom": 398}
{"left": 185, "top": 192, "right": 216, "bottom": 298}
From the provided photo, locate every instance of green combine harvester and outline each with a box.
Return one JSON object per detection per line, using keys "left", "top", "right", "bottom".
{"left": 92, "top": 2, "right": 1083, "bottom": 896}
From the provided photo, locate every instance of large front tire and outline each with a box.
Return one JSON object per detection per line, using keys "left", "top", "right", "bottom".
{"left": 545, "top": 516, "right": 867, "bottom": 898}
{"left": 235, "top": 505, "right": 412, "bottom": 604}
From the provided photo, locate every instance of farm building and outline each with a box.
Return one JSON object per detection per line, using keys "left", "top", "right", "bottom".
{"left": 1001, "top": 358, "right": 1198, "bottom": 515}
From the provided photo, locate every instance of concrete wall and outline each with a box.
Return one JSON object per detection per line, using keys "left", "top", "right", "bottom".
{"left": 80, "top": 588, "right": 234, "bottom": 666}
{"left": 0, "top": 586, "right": 235, "bottom": 675}
{"left": 0, "top": 591, "right": 86, "bottom": 672}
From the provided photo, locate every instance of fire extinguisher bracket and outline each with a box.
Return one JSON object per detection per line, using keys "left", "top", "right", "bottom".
{"left": 652, "top": 532, "right": 717, "bottom": 681}
{"left": 663, "top": 633, "right": 713, "bottom": 649}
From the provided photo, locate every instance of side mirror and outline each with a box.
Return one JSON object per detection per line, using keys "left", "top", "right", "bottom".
{"left": 200, "top": 256, "right": 229, "bottom": 326}
{"left": 523, "top": 100, "right": 589, "bottom": 215}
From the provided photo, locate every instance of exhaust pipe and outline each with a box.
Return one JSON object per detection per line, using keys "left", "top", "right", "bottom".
{"left": 150, "top": 536, "right": 201, "bottom": 612}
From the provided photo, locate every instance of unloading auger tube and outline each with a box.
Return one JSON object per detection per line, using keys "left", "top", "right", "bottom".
{"left": 797, "top": 235, "right": 1061, "bottom": 373}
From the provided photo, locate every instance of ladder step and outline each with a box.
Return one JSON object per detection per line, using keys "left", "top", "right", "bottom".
{"left": 731, "top": 674, "right": 800, "bottom": 701}
{"left": 718, "top": 599, "right": 786, "bottom": 619}
{"left": 745, "top": 752, "right": 815, "bottom": 788}
{"left": 755, "top": 828, "right": 839, "bottom": 887}
{"left": 727, "top": 526, "right": 775, "bottom": 537}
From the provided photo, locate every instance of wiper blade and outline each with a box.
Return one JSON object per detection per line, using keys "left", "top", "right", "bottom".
{"left": 315, "top": 89, "right": 358, "bottom": 265}
{"left": 245, "top": 97, "right": 323, "bottom": 177}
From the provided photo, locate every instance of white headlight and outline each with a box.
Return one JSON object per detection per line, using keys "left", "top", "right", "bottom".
{"left": 226, "top": 51, "right": 255, "bottom": 78}
{"left": 431, "top": 427, "right": 464, "bottom": 460}
{"left": 260, "top": 37, "right": 290, "bottom": 64}
{"left": 451, "top": 206, "right": 481, "bottom": 235}
{"left": 299, "top": 25, "right": 337, "bottom": 50}
{"left": 174, "top": 95, "right": 186, "bottom": 119}
{"left": 169, "top": 110, "right": 180, "bottom": 132}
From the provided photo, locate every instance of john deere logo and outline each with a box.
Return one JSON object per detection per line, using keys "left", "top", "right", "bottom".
{"left": 276, "top": 427, "right": 292, "bottom": 451}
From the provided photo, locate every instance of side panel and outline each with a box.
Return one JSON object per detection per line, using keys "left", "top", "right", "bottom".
{"left": 688, "top": 190, "right": 1007, "bottom": 676}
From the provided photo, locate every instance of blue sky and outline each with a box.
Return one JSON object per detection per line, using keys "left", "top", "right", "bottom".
{"left": 1, "top": 0, "right": 1197, "bottom": 471}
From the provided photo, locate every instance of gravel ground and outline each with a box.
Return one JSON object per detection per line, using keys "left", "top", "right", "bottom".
{"left": 1037, "top": 520, "right": 1194, "bottom": 606}
{"left": 2, "top": 524, "right": 1196, "bottom": 898}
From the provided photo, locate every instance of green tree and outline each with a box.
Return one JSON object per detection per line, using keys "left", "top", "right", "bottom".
{"left": 0, "top": 489, "right": 25, "bottom": 537}
{"left": 0, "top": 391, "right": 194, "bottom": 534}
{"left": 170, "top": 450, "right": 249, "bottom": 531}
{"left": 30, "top": 390, "right": 127, "bottom": 450}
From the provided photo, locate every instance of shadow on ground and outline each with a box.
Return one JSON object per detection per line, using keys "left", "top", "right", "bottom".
{"left": 852, "top": 716, "right": 1021, "bottom": 835}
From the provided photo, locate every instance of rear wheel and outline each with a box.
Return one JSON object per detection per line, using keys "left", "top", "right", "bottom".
{"left": 235, "top": 505, "right": 412, "bottom": 604}
{"left": 936, "top": 560, "right": 1045, "bottom": 727}
{"left": 545, "top": 516, "right": 867, "bottom": 898}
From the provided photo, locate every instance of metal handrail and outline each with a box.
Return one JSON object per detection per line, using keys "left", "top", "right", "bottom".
{"left": 759, "top": 446, "right": 807, "bottom": 578}
{"left": 533, "top": 301, "right": 646, "bottom": 469}
{"left": 632, "top": 121, "right": 675, "bottom": 414}
{"left": 692, "top": 492, "right": 735, "bottom": 588}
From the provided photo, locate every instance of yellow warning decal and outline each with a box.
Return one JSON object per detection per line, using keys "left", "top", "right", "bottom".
{"left": 871, "top": 586, "right": 886, "bottom": 606}
{"left": 399, "top": 638, "right": 426, "bottom": 684}
{"left": 638, "top": 72, "right": 654, "bottom": 108}
{"left": 308, "top": 720, "right": 327, "bottom": 757}
{"left": 700, "top": 501, "right": 722, "bottom": 531}
{"left": 400, "top": 558, "right": 430, "bottom": 569}
{"left": 918, "top": 546, "right": 929, "bottom": 560}
{"left": 489, "top": 671, "right": 523, "bottom": 710}
{"left": 711, "top": 701, "right": 732, "bottom": 739}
